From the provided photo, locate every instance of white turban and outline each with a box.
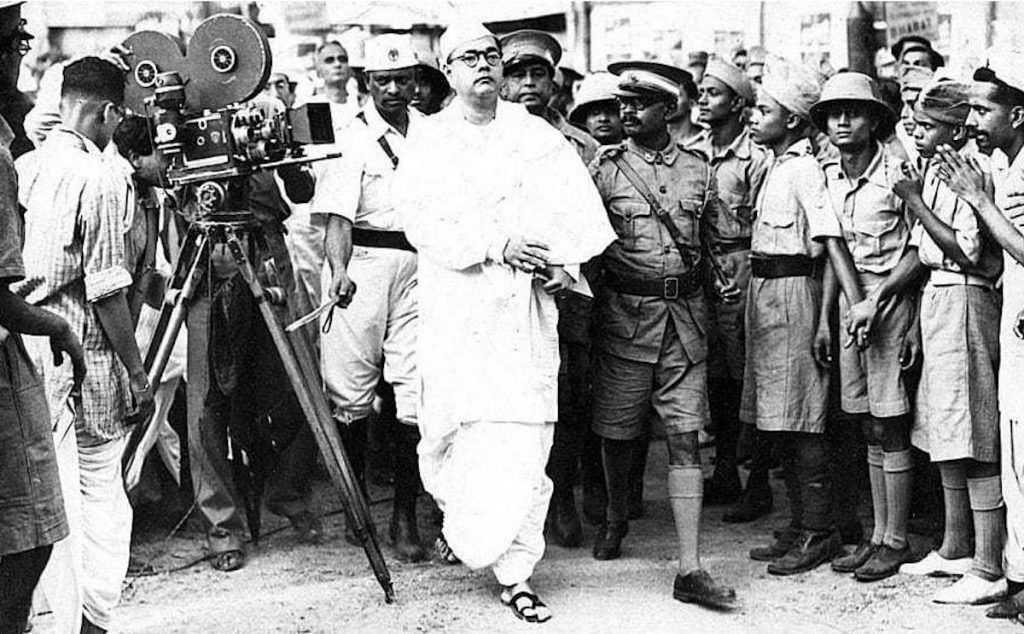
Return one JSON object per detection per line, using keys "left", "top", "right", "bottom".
{"left": 759, "top": 56, "right": 822, "bottom": 121}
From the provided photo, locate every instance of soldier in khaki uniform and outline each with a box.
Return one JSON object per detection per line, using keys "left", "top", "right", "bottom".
{"left": 499, "top": 29, "right": 600, "bottom": 547}
{"left": 685, "top": 59, "right": 770, "bottom": 516}
{"left": 590, "top": 60, "right": 737, "bottom": 609}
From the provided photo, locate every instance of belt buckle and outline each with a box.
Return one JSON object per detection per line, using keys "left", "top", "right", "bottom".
{"left": 663, "top": 276, "right": 680, "bottom": 299}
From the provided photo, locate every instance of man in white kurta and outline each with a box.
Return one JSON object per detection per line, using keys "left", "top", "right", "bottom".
{"left": 396, "top": 20, "right": 614, "bottom": 621}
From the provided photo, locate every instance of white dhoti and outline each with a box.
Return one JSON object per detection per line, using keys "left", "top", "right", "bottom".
{"left": 37, "top": 405, "right": 132, "bottom": 631}
{"left": 320, "top": 246, "right": 418, "bottom": 424}
{"left": 421, "top": 421, "right": 554, "bottom": 585}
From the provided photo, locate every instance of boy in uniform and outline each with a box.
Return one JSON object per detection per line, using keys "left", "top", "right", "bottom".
{"left": 880, "top": 78, "right": 1006, "bottom": 604}
{"left": 742, "top": 58, "right": 853, "bottom": 574}
{"left": 811, "top": 73, "right": 918, "bottom": 582}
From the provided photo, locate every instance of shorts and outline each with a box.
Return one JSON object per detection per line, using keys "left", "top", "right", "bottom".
{"left": 838, "top": 291, "right": 912, "bottom": 418}
{"left": 591, "top": 320, "right": 708, "bottom": 440}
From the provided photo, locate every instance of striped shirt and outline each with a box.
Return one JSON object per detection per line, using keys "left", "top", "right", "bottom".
{"left": 12, "top": 126, "right": 135, "bottom": 442}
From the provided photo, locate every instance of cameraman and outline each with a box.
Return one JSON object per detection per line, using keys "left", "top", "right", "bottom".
{"left": 182, "top": 98, "right": 321, "bottom": 573}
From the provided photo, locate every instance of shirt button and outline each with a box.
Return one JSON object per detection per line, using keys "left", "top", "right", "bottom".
{"left": 659, "top": 185, "right": 667, "bottom": 194}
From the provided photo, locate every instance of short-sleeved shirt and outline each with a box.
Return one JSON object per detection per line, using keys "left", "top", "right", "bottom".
{"left": 909, "top": 158, "right": 1002, "bottom": 284}
{"left": 310, "top": 104, "right": 421, "bottom": 231}
{"left": 752, "top": 139, "right": 842, "bottom": 258}
{"left": 684, "top": 127, "right": 769, "bottom": 243}
{"left": 821, "top": 142, "right": 912, "bottom": 277}
{"left": 0, "top": 115, "right": 69, "bottom": 555}
{"left": 12, "top": 126, "right": 135, "bottom": 442}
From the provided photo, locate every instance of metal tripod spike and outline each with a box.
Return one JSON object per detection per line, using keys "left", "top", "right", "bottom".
{"left": 122, "top": 221, "right": 395, "bottom": 604}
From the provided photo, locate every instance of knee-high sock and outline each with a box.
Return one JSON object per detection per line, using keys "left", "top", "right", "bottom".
{"left": 779, "top": 436, "right": 802, "bottom": 532}
{"left": 937, "top": 462, "right": 972, "bottom": 559}
{"left": 602, "top": 438, "right": 634, "bottom": 525}
{"left": 967, "top": 475, "right": 1006, "bottom": 580}
{"left": 867, "top": 445, "right": 887, "bottom": 544}
{"left": 882, "top": 449, "right": 913, "bottom": 549}
{"left": 393, "top": 423, "right": 422, "bottom": 515}
{"left": 714, "top": 380, "right": 743, "bottom": 472}
{"left": 668, "top": 465, "right": 703, "bottom": 573}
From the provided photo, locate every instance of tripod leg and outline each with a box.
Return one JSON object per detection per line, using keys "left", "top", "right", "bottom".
{"left": 122, "top": 230, "right": 210, "bottom": 484}
{"left": 224, "top": 229, "right": 394, "bottom": 603}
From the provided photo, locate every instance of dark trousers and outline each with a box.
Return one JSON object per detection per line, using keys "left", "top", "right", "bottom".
{"left": 547, "top": 340, "right": 592, "bottom": 501}
{"left": 0, "top": 545, "right": 52, "bottom": 634}
{"left": 775, "top": 431, "right": 832, "bottom": 532}
{"left": 187, "top": 285, "right": 316, "bottom": 553}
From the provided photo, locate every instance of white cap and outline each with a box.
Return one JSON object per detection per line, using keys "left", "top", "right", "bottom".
{"left": 439, "top": 18, "right": 496, "bottom": 64}
{"left": 363, "top": 34, "right": 418, "bottom": 73}
{"left": 981, "top": 46, "right": 1024, "bottom": 94}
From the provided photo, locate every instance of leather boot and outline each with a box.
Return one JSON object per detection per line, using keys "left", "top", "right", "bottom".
{"left": 749, "top": 525, "right": 799, "bottom": 561}
{"left": 389, "top": 424, "right": 428, "bottom": 562}
{"left": 593, "top": 521, "right": 628, "bottom": 560}
{"left": 767, "top": 530, "right": 841, "bottom": 575}
{"left": 545, "top": 489, "right": 583, "bottom": 547}
{"left": 581, "top": 430, "right": 607, "bottom": 526}
{"left": 338, "top": 417, "right": 368, "bottom": 546}
{"left": 594, "top": 437, "right": 633, "bottom": 560}
{"left": 723, "top": 468, "right": 772, "bottom": 523}
{"left": 628, "top": 434, "right": 649, "bottom": 519}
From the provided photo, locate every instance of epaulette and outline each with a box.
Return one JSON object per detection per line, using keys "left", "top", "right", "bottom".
{"left": 677, "top": 143, "right": 711, "bottom": 164}
{"left": 593, "top": 142, "right": 627, "bottom": 163}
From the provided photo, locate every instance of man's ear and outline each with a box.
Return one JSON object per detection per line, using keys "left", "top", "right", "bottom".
{"left": 784, "top": 112, "right": 803, "bottom": 132}
{"left": 127, "top": 150, "right": 145, "bottom": 171}
{"left": 1011, "top": 104, "right": 1024, "bottom": 131}
{"left": 951, "top": 123, "right": 968, "bottom": 144}
{"left": 731, "top": 95, "right": 746, "bottom": 114}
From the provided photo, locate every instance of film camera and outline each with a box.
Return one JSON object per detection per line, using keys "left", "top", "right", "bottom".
{"left": 119, "top": 15, "right": 396, "bottom": 602}
{"left": 121, "top": 14, "right": 335, "bottom": 219}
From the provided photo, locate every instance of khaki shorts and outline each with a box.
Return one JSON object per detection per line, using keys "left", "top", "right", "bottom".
{"left": 838, "top": 291, "right": 912, "bottom": 418}
{"left": 592, "top": 321, "right": 708, "bottom": 440}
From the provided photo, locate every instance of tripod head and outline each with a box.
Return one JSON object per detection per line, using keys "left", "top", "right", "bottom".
{"left": 121, "top": 14, "right": 336, "bottom": 221}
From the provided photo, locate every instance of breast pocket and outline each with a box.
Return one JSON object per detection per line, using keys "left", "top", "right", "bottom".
{"left": 717, "top": 184, "right": 751, "bottom": 233}
{"left": 757, "top": 210, "right": 798, "bottom": 253}
{"left": 669, "top": 199, "right": 702, "bottom": 251}
{"left": 608, "top": 201, "right": 653, "bottom": 251}
{"left": 852, "top": 214, "right": 903, "bottom": 266}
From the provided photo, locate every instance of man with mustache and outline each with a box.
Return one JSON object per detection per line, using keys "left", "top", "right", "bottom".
{"left": 589, "top": 59, "right": 738, "bottom": 609}
{"left": 929, "top": 47, "right": 1024, "bottom": 620}
{"left": 395, "top": 19, "right": 614, "bottom": 623}
{"left": 685, "top": 59, "right": 771, "bottom": 520}
{"left": 498, "top": 29, "right": 601, "bottom": 549}
{"left": 312, "top": 35, "right": 428, "bottom": 563}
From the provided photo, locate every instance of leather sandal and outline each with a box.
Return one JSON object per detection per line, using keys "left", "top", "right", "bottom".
{"left": 210, "top": 549, "right": 245, "bottom": 572}
{"left": 501, "top": 589, "right": 552, "bottom": 623}
{"left": 434, "top": 535, "right": 460, "bottom": 565}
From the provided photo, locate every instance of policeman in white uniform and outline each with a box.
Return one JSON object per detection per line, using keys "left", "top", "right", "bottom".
{"left": 311, "top": 35, "right": 426, "bottom": 562}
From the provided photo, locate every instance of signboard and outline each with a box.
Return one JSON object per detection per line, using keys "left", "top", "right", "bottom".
{"left": 884, "top": 2, "right": 939, "bottom": 46}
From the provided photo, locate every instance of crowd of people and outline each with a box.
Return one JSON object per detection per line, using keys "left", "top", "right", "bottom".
{"left": 5, "top": 0, "right": 1024, "bottom": 630}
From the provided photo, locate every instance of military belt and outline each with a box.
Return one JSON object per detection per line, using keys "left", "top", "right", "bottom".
{"left": 750, "top": 255, "right": 820, "bottom": 279}
{"left": 605, "top": 269, "right": 701, "bottom": 299}
{"left": 713, "top": 238, "right": 752, "bottom": 254}
{"left": 352, "top": 228, "right": 416, "bottom": 252}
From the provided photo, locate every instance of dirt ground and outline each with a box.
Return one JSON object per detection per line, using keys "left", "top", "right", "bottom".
{"left": 30, "top": 443, "right": 1022, "bottom": 633}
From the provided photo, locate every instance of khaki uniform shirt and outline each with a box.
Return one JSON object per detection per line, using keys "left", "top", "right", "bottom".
{"left": 547, "top": 108, "right": 599, "bottom": 166}
{"left": 821, "top": 142, "right": 912, "bottom": 280}
{"left": 752, "top": 139, "right": 842, "bottom": 258}
{"left": 589, "top": 139, "right": 720, "bottom": 364}
{"left": 684, "top": 127, "right": 769, "bottom": 244}
{"left": 910, "top": 158, "right": 1002, "bottom": 285}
